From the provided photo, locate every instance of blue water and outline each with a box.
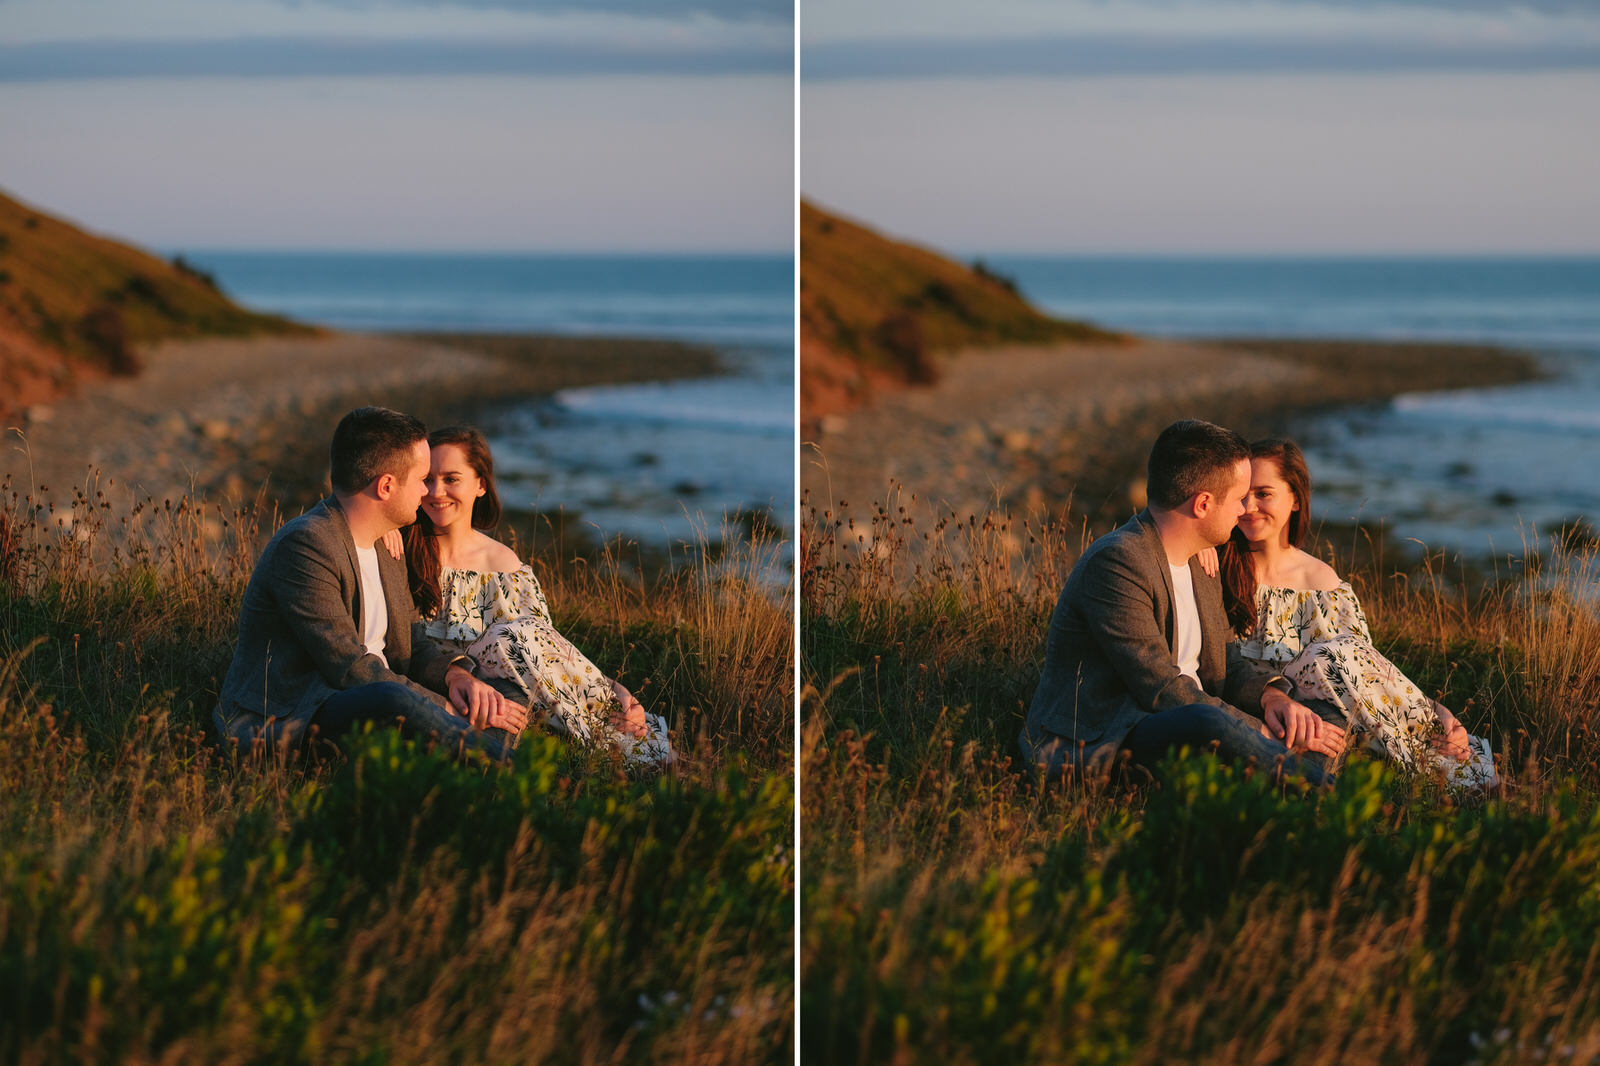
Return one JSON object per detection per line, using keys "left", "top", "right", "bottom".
{"left": 987, "top": 256, "right": 1600, "bottom": 556}
{"left": 181, "top": 251, "right": 795, "bottom": 545}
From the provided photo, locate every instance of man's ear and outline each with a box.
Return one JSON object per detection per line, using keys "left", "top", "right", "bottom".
{"left": 1189, "top": 491, "right": 1211, "bottom": 520}
{"left": 373, "top": 473, "right": 395, "bottom": 500}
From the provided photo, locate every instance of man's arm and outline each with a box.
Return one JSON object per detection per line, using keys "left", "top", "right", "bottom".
{"left": 408, "top": 619, "right": 456, "bottom": 693}
{"left": 1223, "top": 641, "right": 1281, "bottom": 716}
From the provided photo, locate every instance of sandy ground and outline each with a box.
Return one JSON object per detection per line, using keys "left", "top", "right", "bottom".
{"left": 801, "top": 336, "right": 1540, "bottom": 533}
{"left": 804, "top": 338, "right": 1308, "bottom": 523}
{"left": 1, "top": 331, "right": 720, "bottom": 516}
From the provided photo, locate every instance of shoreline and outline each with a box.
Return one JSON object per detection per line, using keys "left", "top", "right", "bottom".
{"left": 802, "top": 334, "right": 1544, "bottom": 537}
{"left": 1, "top": 330, "right": 724, "bottom": 521}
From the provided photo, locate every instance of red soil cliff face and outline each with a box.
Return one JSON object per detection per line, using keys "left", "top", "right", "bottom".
{"left": 0, "top": 319, "right": 99, "bottom": 411}
{"left": 799, "top": 200, "right": 1119, "bottom": 435}
{"left": 0, "top": 187, "right": 307, "bottom": 418}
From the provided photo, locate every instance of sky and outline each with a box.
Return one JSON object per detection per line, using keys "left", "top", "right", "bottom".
{"left": 802, "top": 0, "right": 1600, "bottom": 255}
{"left": 0, "top": 0, "right": 794, "bottom": 251}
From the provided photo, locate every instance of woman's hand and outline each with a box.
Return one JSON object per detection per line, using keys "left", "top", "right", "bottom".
{"left": 610, "top": 681, "right": 649, "bottom": 739}
{"left": 1195, "top": 546, "right": 1219, "bottom": 578}
{"left": 381, "top": 528, "right": 404, "bottom": 561}
{"left": 1432, "top": 702, "right": 1472, "bottom": 761}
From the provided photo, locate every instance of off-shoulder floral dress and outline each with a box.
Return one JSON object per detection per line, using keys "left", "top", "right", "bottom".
{"left": 425, "top": 564, "right": 674, "bottom": 769}
{"left": 1239, "top": 582, "right": 1496, "bottom": 789}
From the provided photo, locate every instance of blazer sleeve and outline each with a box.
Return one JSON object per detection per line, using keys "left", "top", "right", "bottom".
{"left": 1080, "top": 541, "right": 1260, "bottom": 728}
{"left": 271, "top": 524, "right": 437, "bottom": 697}
{"left": 1225, "top": 643, "right": 1282, "bottom": 716}
{"left": 409, "top": 620, "right": 455, "bottom": 694}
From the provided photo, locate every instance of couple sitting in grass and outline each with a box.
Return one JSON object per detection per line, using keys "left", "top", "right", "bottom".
{"left": 213, "top": 406, "right": 673, "bottom": 769}
{"left": 1020, "top": 418, "right": 1495, "bottom": 791}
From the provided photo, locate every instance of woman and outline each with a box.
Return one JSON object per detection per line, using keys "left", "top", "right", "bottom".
{"left": 1215, "top": 438, "right": 1496, "bottom": 790}
{"left": 393, "top": 426, "right": 674, "bottom": 770}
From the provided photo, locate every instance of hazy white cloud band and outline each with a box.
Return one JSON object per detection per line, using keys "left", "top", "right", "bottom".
{"left": 0, "top": 37, "right": 790, "bottom": 81}
{"left": 803, "top": 33, "right": 1600, "bottom": 81}
{"left": 290, "top": 0, "right": 791, "bottom": 20}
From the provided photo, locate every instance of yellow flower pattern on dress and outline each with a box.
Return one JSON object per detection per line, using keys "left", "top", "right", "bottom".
{"left": 1239, "top": 582, "right": 1495, "bottom": 788}
{"left": 425, "top": 564, "right": 673, "bottom": 768}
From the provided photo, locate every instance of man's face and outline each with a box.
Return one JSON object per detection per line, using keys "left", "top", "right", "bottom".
{"left": 383, "top": 440, "right": 431, "bottom": 530}
{"left": 1202, "top": 458, "right": 1252, "bottom": 546}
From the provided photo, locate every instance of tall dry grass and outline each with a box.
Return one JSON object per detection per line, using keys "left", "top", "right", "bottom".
{"left": 0, "top": 476, "right": 794, "bottom": 1065}
{"left": 801, "top": 489, "right": 1600, "bottom": 1065}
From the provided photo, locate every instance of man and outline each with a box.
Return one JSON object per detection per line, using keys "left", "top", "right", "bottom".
{"left": 1019, "top": 418, "right": 1345, "bottom": 786}
{"left": 215, "top": 406, "right": 528, "bottom": 758}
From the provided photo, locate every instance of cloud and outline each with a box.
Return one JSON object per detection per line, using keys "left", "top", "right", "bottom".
{"left": 803, "top": 33, "right": 1600, "bottom": 80}
{"left": 282, "top": 0, "right": 790, "bottom": 21}
{"left": 1253, "top": 0, "right": 1594, "bottom": 12}
{"left": 0, "top": 35, "right": 791, "bottom": 81}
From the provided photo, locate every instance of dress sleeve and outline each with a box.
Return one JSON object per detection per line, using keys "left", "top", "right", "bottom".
{"left": 509, "top": 565, "right": 554, "bottom": 624}
{"left": 1330, "top": 584, "right": 1374, "bottom": 642}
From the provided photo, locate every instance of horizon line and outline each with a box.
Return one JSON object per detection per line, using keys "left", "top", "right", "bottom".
{"left": 164, "top": 246, "right": 795, "bottom": 258}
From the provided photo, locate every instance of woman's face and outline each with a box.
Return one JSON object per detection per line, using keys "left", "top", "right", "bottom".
{"left": 1236, "top": 456, "right": 1298, "bottom": 548}
{"left": 421, "top": 442, "right": 485, "bottom": 530}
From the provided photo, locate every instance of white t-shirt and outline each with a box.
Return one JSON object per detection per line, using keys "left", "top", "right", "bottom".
{"left": 354, "top": 544, "right": 389, "bottom": 668}
{"left": 1168, "top": 562, "right": 1203, "bottom": 685}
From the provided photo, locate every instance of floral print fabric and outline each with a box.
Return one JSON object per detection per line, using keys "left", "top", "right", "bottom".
{"left": 1239, "top": 582, "right": 1495, "bottom": 788}
{"left": 425, "top": 564, "right": 673, "bottom": 768}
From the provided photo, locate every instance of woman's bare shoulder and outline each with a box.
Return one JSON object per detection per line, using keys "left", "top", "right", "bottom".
{"left": 468, "top": 531, "right": 523, "bottom": 574}
{"left": 487, "top": 537, "right": 524, "bottom": 574}
{"left": 1294, "top": 550, "right": 1344, "bottom": 592}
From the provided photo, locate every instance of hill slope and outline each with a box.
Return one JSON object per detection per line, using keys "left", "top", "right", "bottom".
{"left": 801, "top": 200, "right": 1121, "bottom": 426}
{"left": 0, "top": 188, "right": 310, "bottom": 412}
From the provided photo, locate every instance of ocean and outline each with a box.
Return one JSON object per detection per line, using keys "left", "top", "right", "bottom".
{"left": 180, "top": 251, "right": 794, "bottom": 547}
{"left": 987, "top": 256, "right": 1600, "bottom": 558}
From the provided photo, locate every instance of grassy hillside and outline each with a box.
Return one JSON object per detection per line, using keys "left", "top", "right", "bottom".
{"left": 800, "top": 200, "right": 1121, "bottom": 422}
{"left": 0, "top": 188, "right": 309, "bottom": 409}
{"left": 0, "top": 481, "right": 794, "bottom": 1063}
{"left": 800, "top": 496, "right": 1600, "bottom": 1064}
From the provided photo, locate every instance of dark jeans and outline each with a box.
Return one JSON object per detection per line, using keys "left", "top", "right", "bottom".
{"left": 311, "top": 680, "right": 515, "bottom": 761}
{"left": 1121, "top": 701, "right": 1334, "bottom": 787}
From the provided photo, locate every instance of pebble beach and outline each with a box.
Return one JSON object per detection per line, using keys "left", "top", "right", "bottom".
{"left": 802, "top": 335, "right": 1540, "bottom": 534}
{"left": 2, "top": 331, "right": 721, "bottom": 519}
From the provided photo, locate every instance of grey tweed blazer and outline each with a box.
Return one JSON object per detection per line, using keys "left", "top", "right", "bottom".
{"left": 214, "top": 496, "right": 455, "bottom": 752}
{"left": 1020, "top": 510, "right": 1277, "bottom": 773}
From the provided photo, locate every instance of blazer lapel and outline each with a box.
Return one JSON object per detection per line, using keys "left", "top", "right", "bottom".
{"left": 376, "top": 542, "right": 413, "bottom": 666}
{"left": 1191, "top": 558, "right": 1228, "bottom": 688}
{"left": 323, "top": 496, "right": 364, "bottom": 626}
{"left": 1136, "top": 511, "right": 1177, "bottom": 650}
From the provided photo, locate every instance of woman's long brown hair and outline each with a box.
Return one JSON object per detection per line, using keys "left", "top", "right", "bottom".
{"left": 1219, "top": 438, "right": 1312, "bottom": 636}
{"left": 404, "top": 426, "right": 503, "bottom": 618}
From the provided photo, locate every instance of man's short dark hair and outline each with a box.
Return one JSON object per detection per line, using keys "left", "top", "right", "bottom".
{"left": 1146, "top": 419, "right": 1250, "bottom": 510}
{"left": 329, "top": 406, "right": 428, "bottom": 495}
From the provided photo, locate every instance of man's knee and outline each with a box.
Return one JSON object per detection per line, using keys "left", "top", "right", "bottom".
{"left": 1165, "top": 702, "right": 1235, "bottom": 741}
{"left": 357, "top": 681, "right": 419, "bottom": 716}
